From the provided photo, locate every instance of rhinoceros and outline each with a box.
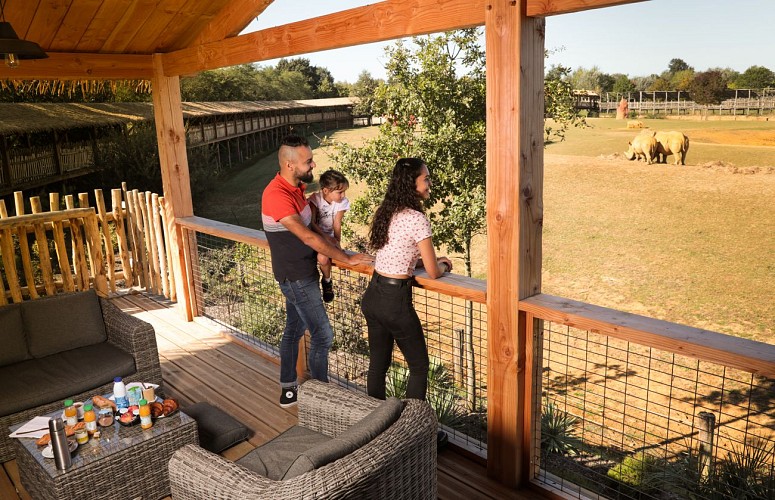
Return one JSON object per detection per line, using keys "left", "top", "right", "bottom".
{"left": 624, "top": 131, "right": 657, "bottom": 164}
{"left": 655, "top": 131, "right": 689, "bottom": 165}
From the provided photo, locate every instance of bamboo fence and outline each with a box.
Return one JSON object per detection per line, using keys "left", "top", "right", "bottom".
{"left": 0, "top": 183, "right": 174, "bottom": 304}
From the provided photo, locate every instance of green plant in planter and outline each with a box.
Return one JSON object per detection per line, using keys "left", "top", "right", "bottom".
{"left": 540, "top": 399, "right": 582, "bottom": 456}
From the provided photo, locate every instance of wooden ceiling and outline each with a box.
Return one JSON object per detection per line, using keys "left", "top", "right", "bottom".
{"left": 0, "top": 0, "right": 645, "bottom": 81}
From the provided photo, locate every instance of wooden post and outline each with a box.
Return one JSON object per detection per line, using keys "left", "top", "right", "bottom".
{"left": 49, "top": 193, "right": 75, "bottom": 293}
{"left": 152, "top": 54, "right": 195, "bottom": 320}
{"left": 111, "top": 188, "right": 134, "bottom": 287}
{"left": 485, "top": 1, "right": 544, "bottom": 487}
{"left": 698, "top": 411, "right": 716, "bottom": 478}
{"left": 13, "top": 192, "right": 38, "bottom": 299}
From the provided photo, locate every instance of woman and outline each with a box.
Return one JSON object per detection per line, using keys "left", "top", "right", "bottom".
{"left": 361, "top": 157, "right": 453, "bottom": 401}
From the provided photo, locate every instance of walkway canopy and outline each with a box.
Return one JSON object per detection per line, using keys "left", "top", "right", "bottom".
{"left": 0, "top": 0, "right": 648, "bottom": 488}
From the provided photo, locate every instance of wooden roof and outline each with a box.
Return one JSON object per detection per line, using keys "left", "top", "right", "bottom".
{"left": 0, "top": 97, "right": 356, "bottom": 134}
{"left": 0, "top": 0, "right": 644, "bottom": 81}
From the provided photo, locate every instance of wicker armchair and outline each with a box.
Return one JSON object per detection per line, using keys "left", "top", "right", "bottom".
{"left": 169, "top": 380, "right": 438, "bottom": 499}
{"left": 0, "top": 296, "right": 162, "bottom": 462}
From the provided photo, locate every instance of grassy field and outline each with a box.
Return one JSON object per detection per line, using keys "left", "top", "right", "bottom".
{"left": 198, "top": 119, "right": 775, "bottom": 342}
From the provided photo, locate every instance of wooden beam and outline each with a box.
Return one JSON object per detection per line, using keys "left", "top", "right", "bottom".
{"left": 162, "top": 0, "right": 647, "bottom": 75}
{"left": 161, "top": 0, "right": 488, "bottom": 76}
{"left": 0, "top": 53, "right": 153, "bottom": 81}
{"left": 151, "top": 55, "right": 194, "bottom": 320}
{"left": 0, "top": 0, "right": 646, "bottom": 80}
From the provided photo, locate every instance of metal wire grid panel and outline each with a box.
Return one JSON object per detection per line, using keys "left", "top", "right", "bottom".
{"left": 191, "top": 232, "right": 489, "bottom": 455}
{"left": 532, "top": 320, "right": 775, "bottom": 500}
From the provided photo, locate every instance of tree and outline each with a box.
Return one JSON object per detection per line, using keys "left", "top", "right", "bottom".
{"left": 349, "top": 70, "right": 382, "bottom": 121}
{"left": 734, "top": 65, "right": 775, "bottom": 89}
{"left": 667, "top": 58, "right": 692, "bottom": 74}
{"left": 569, "top": 66, "right": 604, "bottom": 92}
{"left": 612, "top": 74, "right": 636, "bottom": 94}
{"left": 670, "top": 69, "right": 696, "bottom": 91}
{"left": 276, "top": 58, "right": 339, "bottom": 98}
{"left": 545, "top": 64, "right": 586, "bottom": 142}
{"left": 688, "top": 70, "right": 728, "bottom": 105}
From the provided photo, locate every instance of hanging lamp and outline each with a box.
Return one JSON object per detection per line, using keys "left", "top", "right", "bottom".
{"left": 0, "top": 1, "right": 48, "bottom": 68}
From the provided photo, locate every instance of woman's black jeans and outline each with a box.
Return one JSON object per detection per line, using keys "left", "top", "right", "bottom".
{"left": 361, "top": 272, "right": 429, "bottom": 400}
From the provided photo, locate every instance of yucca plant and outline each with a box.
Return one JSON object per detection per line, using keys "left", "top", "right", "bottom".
{"left": 541, "top": 399, "right": 582, "bottom": 456}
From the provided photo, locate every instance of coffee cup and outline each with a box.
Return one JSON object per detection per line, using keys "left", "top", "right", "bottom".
{"left": 142, "top": 386, "right": 155, "bottom": 402}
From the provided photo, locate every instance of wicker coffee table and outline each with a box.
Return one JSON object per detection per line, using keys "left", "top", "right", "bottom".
{"left": 11, "top": 406, "right": 198, "bottom": 499}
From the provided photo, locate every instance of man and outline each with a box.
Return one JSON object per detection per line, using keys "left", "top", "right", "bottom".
{"left": 261, "top": 134, "right": 373, "bottom": 407}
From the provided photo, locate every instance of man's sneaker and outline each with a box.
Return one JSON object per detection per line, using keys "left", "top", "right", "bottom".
{"left": 280, "top": 386, "right": 298, "bottom": 408}
{"left": 321, "top": 277, "right": 335, "bottom": 303}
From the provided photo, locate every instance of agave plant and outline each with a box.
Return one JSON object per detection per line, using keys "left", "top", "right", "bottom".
{"left": 541, "top": 399, "right": 582, "bottom": 456}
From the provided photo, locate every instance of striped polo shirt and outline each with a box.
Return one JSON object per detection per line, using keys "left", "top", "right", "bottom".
{"left": 261, "top": 173, "right": 318, "bottom": 282}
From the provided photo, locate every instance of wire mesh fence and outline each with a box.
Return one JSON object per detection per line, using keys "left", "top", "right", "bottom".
{"left": 191, "top": 231, "right": 490, "bottom": 455}
{"left": 533, "top": 319, "right": 775, "bottom": 500}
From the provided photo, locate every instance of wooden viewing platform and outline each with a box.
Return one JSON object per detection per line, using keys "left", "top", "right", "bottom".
{"left": 0, "top": 293, "right": 531, "bottom": 500}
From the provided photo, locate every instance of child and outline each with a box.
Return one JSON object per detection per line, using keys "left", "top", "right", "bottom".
{"left": 308, "top": 169, "right": 350, "bottom": 302}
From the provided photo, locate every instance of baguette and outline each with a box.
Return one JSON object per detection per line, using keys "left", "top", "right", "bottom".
{"left": 36, "top": 422, "right": 85, "bottom": 446}
{"left": 92, "top": 395, "right": 117, "bottom": 411}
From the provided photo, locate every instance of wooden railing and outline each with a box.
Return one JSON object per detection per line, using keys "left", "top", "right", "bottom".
{"left": 0, "top": 185, "right": 175, "bottom": 303}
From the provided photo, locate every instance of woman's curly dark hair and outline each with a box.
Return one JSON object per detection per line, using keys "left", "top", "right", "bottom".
{"left": 369, "top": 157, "right": 426, "bottom": 251}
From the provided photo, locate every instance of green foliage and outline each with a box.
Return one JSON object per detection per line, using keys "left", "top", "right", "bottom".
{"left": 734, "top": 65, "right": 775, "bottom": 89}
{"left": 689, "top": 70, "right": 729, "bottom": 105}
{"left": 545, "top": 64, "right": 587, "bottom": 143}
{"left": 0, "top": 79, "right": 151, "bottom": 102}
{"left": 327, "top": 29, "right": 487, "bottom": 276}
{"left": 349, "top": 70, "right": 382, "bottom": 117}
{"left": 276, "top": 58, "right": 339, "bottom": 98}
{"left": 179, "top": 62, "right": 325, "bottom": 102}
{"left": 611, "top": 74, "right": 636, "bottom": 94}
{"left": 607, "top": 452, "right": 662, "bottom": 488}
{"left": 668, "top": 58, "right": 693, "bottom": 74}
{"left": 385, "top": 359, "right": 466, "bottom": 428}
{"left": 97, "top": 122, "right": 218, "bottom": 201}
{"left": 540, "top": 400, "right": 582, "bottom": 456}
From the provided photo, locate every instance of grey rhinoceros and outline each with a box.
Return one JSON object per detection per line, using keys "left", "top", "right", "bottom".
{"left": 624, "top": 131, "right": 658, "bottom": 164}
{"left": 655, "top": 131, "right": 689, "bottom": 165}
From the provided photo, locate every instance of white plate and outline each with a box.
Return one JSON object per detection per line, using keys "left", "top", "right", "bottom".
{"left": 41, "top": 439, "right": 77, "bottom": 459}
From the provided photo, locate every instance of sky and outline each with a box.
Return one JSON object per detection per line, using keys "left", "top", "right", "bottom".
{"left": 242, "top": 0, "right": 775, "bottom": 84}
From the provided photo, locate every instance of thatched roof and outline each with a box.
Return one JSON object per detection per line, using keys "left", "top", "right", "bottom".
{"left": 0, "top": 98, "right": 356, "bottom": 135}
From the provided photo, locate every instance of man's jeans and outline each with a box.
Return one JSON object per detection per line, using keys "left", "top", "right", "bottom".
{"left": 278, "top": 276, "right": 333, "bottom": 386}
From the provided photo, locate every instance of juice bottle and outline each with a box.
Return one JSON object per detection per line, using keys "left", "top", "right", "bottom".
{"left": 83, "top": 403, "right": 97, "bottom": 435}
{"left": 139, "top": 399, "right": 152, "bottom": 429}
{"left": 63, "top": 399, "right": 78, "bottom": 426}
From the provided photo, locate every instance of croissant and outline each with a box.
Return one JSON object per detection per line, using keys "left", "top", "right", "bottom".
{"left": 161, "top": 398, "right": 178, "bottom": 416}
{"left": 150, "top": 402, "right": 164, "bottom": 418}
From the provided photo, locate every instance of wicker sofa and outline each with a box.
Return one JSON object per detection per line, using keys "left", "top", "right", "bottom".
{"left": 169, "top": 380, "right": 438, "bottom": 499}
{"left": 0, "top": 290, "right": 162, "bottom": 462}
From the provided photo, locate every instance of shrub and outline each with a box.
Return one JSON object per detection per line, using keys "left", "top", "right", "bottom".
{"left": 607, "top": 451, "right": 662, "bottom": 488}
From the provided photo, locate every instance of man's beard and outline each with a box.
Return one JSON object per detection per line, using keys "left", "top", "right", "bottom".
{"left": 299, "top": 171, "right": 314, "bottom": 183}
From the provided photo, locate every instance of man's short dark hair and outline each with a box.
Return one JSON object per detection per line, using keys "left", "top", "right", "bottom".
{"left": 281, "top": 134, "right": 309, "bottom": 148}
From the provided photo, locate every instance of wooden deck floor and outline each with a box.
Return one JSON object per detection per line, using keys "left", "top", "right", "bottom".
{"left": 2, "top": 293, "right": 538, "bottom": 499}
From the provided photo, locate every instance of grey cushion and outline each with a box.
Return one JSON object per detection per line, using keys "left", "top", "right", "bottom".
{"left": 0, "top": 343, "right": 135, "bottom": 417}
{"left": 0, "top": 303, "right": 30, "bottom": 366}
{"left": 22, "top": 290, "right": 108, "bottom": 358}
{"left": 236, "top": 426, "right": 331, "bottom": 480}
{"left": 238, "top": 397, "right": 404, "bottom": 481}
{"left": 284, "top": 397, "right": 403, "bottom": 478}
{"left": 183, "top": 402, "right": 251, "bottom": 453}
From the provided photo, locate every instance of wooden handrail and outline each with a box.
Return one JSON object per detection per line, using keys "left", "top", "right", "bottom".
{"left": 176, "top": 215, "right": 487, "bottom": 303}
{"left": 519, "top": 293, "right": 775, "bottom": 378}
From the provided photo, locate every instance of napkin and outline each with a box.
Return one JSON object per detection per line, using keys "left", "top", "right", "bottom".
{"left": 9, "top": 416, "right": 52, "bottom": 439}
